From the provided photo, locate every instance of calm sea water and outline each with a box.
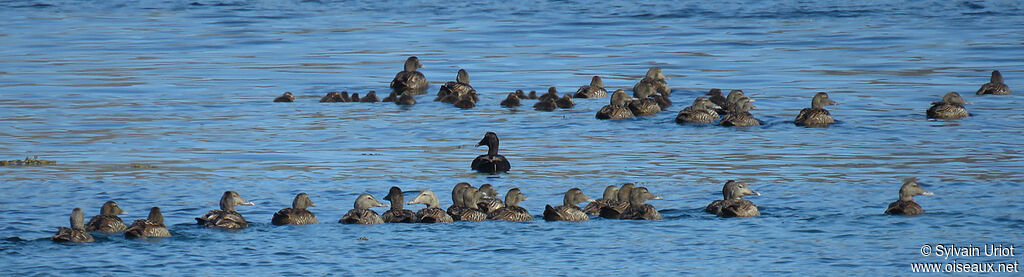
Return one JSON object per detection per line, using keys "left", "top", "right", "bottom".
{"left": 1, "top": 0, "right": 1022, "bottom": 275}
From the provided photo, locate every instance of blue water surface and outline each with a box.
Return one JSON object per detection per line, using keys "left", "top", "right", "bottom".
{"left": 1, "top": 0, "right": 1023, "bottom": 275}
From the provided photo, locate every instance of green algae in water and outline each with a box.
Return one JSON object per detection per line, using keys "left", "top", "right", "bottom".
{"left": 1, "top": 156, "right": 56, "bottom": 166}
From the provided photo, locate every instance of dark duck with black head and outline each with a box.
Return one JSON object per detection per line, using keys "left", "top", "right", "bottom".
{"left": 52, "top": 208, "right": 93, "bottom": 243}
{"left": 719, "top": 97, "right": 760, "bottom": 127}
{"left": 125, "top": 207, "right": 171, "bottom": 238}
{"left": 574, "top": 76, "right": 608, "bottom": 98}
{"left": 488, "top": 188, "right": 532, "bottom": 221}
{"left": 436, "top": 69, "right": 474, "bottom": 101}
{"left": 446, "top": 182, "right": 472, "bottom": 220}
{"left": 196, "top": 191, "right": 254, "bottom": 229}
{"left": 705, "top": 180, "right": 761, "bottom": 218}
{"left": 407, "top": 189, "right": 454, "bottom": 223}
{"left": 596, "top": 89, "right": 635, "bottom": 119}
{"left": 885, "top": 178, "right": 934, "bottom": 216}
{"left": 544, "top": 188, "right": 593, "bottom": 221}
{"left": 795, "top": 92, "right": 839, "bottom": 127}
{"left": 927, "top": 92, "right": 970, "bottom": 119}
{"left": 500, "top": 92, "right": 521, "bottom": 108}
{"left": 619, "top": 187, "right": 663, "bottom": 220}
{"left": 340, "top": 193, "right": 388, "bottom": 224}
{"left": 976, "top": 70, "right": 1011, "bottom": 95}
{"left": 85, "top": 201, "right": 127, "bottom": 233}
{"left": 471, "top": 132, "right": 510, "bottom": 173}
{"left": 476, "top": 184, "right": 505, "bottom": 213}
{"left": 459, "top": 187, "right": 489, "bottom": 222}
{"left": 676, "top": 97, "right": 721, "bottom": 124}
{"left": 349, "top": 93, "right": 360, "bottom": 102}
{"left": 583, "top": 185, "right": 619, "bottom": 215}
{"left": 274, "top": 92, "right": 294, "bottom": 102}
{"left": 272, "top": 193, "right": 318, "bottom": 225}
{"left": 599, "top": 183, "right": 634, "bottom": 219}
{"left": 633, "top": 67, "right": 670, "bottom": 97}
{"left": 381, "top": 187, "right": 416, "bottom": 223}
{"left": 390, "top": 56, "right": 428, "bottom": 95}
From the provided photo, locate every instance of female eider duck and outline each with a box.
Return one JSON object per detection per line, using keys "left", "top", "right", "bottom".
{"left": 720, "top": 97, "right": 760, "bottom": 127}
{"left": 574, "top": 76, "right": 608, "bottom": 98}
{"left": 675, "top": 97, "right": 721, "bottom": 124}
{"left": 396, "top": 93, "right": 416, "bottom": 105}
{"left": 471, "top": 132, "right": 511, "bottom": 173}
{"left": 476, "top": 184, "right": 505, "bottom": 213}
{"left": 555, "top": 94, "right": 575, "bottom": 109}
{"left": 500, "top": 92, "right": 521, "bottom": 108}
{"left": 125, "top": 207, "right": 171, "bottom": 238}
{"left": 52, "top": 208, "right": 93, "bottom": 243}
{"left": 633, "top": 67, "right": 670, "bottom": 97}
{"left": 599, "top": 183, "right": 635, "bottom": 219}
{"left": 390, "top": 56, "right": 428, "bottom": 94}
{"left": 85, "top": 200, "right": 127, "bottom": 233}
{"left": 459, "top": 186, "right": 489, "bottom": 222}
{"left": 538, "top": 87, "right": 559, "bottom": 102}
{"left": 436, "top": 69, "right": 474, "bottom": 101}
{"left": 407, "top": 189, "right": 454, "bottom": 223}
{"left": 534, "top": 97, "right": 557, "bottom": 111}
{"left": 543, "top": 188, "right": 593, "bottom": 221}
{"left": 884, "top": 178, "right": 934, "bottom": 216}
{"left": 320, "top": 91, "right": 345, "bottom": 102}
{"left": 196, "top": 191, "right": 255, "bottom": 229}
{"left": 273, "top": 92, "right": 295, "bottom": 102}
{"left": 706, "top": 89, "right": 726, "bottom": 108}
{"left": 795, "top": 92, "right": 839, "bottom": 127}
{"left": 976, "top": 70, "right": 1011, "bottom": 95}
{"left": 619, "top": 187, "right": 663, "bottom": 220}
{"left": 705, "top": 180, "right": 761, "bottom": 218}
{"left": 596, "top": 89, "right": 635, "bottom": 119}
{"left": 340, "top": 193, "right": 388, "bottom": 225}
{"left": 446, "top": 182, "right": 472, "bottom": 220}
{"left": 583, "top": 185, "right": 619, "bottom": 215}
{"left": 381, "top": 187, "right": 416, "bottom": 223}
{"left": 272, "top": 193, "right": 318, "bottom": 225}
{"left": 381, "top": 91, "right": 398, "bottom": 102}
{"left": 488, "top": 188, "right": 532, "bottom": 222}
{"left": 927, "top": 92, "right": 970, "bottom": 120}
{"left": 360, "top": 91, "right": 380, "bottom": 103}
{"left": 628, "top": 88, "right": 662, "bottom": 116}
{"left": 454, "top": 92, "right": 477, "bottom": 109}
{"left": 718, "top": 89, "right": 747, "bottom": 115}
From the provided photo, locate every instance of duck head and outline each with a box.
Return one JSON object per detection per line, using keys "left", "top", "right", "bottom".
{"left": 478, "top": 184, "right": 499, "bottom": 198}
{"left": 100, "top": 201, "right": 125, "bottom": 216}
{"left": 733, "top": 97, "right": 757, "bottom": 112}
{"left": 563, "top": 188, "right": 593, "bottom": 207}
{"left": 590, "top": 76, "right": 604, "bottom": 88}
{"left": 292, "top": 192, "right": 315, "bottom": 210}
{"left": 452, "top": 182, "right": 471, "bottom": 207}
{"left": 383, "top": 187, "right": 406, "bottom": 210}
{"left": 147, "top": 207, "right": 164, "bottom": 225}
{"left": 456, "top": 69, "right": 470, "bottom": 84}
{"left": 722, "top": 180, "right": 760, "bottom": 200}
{"left": 354, "top": 193, "right": 387, "bottom": 210}
{"left": 617, "top": 183, "right": 635, "bottom": 203}
{"left": 811, "top": 92, "right": 838, "bottom": 109}
{"left": 645, "top": 67, "right": 667, "bottom": 80}
{"left": 610, "top": 89, "right": 630, "bottom": 106}
{"left": 991, "top": 70, "right": 1004, "bottom": 83}
{"left": 706, "top": 88, "right": 723, "bottom": 97}
{"left": 477, "top": 132, "right": 501, "bottom": 156}
{"left": 601, "top": 185, "right": 620, "bottom": 202}
{"left": 726, "top": 90, "right": 746, "bottom": 104}
{"left": 404, "top": 56, "right": 423, "bottom": 72}
{"left": 220, "top": 191, "right": 254, "bottom": 212}
{"left": 408, "top": 189, "right": 442, "bottom": 209}
{"left": 70, "top": 207, "right": 86, "bottom": 230}
{"left": 505, "top": 188, "right": 527, "bottom": 207}
{"left": 462, "top": 187, "right": 483, "bottom": 210}
{"left": 899, "top": 178, "right": 934, "bottom": 202}
{"left": 940, "top": 91, "right": 970, "bottom": 105}
{"left": 628, "top": 187, "right": 662, "bottom": 206}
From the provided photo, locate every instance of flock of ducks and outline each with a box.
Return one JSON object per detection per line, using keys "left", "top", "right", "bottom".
{"left": 51, "top": 57, "right": 1011, "bottom": 242}
{"left": 272, "top": 56, "right": 1010, "bottom": 125}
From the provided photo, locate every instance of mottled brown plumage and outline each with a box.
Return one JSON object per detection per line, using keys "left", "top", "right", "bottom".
{"left": 489, "top": 188, "right": 532, "bottom": 221}
{"left": 543, "top": 188, "right": 593, "bottom": 221}
{"left": 676, "top": 97, "right": 720, "bottom": 124}
{"left": 196, "top": 191, "right": 254, "bottom": 229}
{"left": 85, "top": 201, "right": 127, "bottom": 233}
{"left": 125, "top": 207, "right": 171, "bottom": 238}
{"left": 500, "top": 93, "right": 521, "bottom": 108}
{"left": 599, "top": 183, "right": 635, "bottom": 219}
{"left": 273, "top": 91, "right": 294, "bottom": 102}
{"left": 52, "top": 208, "right": 93, "bottom": 243}
{"left": 340, "top": 193, "right": 387, "bottom": 224}
{"left": 407, "top": 189, "right": 454, "bottom": 223}
{"left": 390, "top": 56, "right": 428, "bottom": 94}
{"left": 705, "top": 180, "right": 761, "bottom": 218}
{"left": 885, "top": 178, "right": 934, "bottom": 216}
{"left": 795, "top": 92, "right": 838, "bottom": 127}
{"left": 619, "top": 187, "right": 663, "bottom": 220}
{"left": 583, "top": 185, "right": 619, "bottom": 215}
{"left": 927, "top": 92, "right": 970, "bottom": 119}
{"left": 381, "top": 187, "right": 416, "bottom": 223}
{"left": 272, "top": 193, "right": 318, "bottom": 225}
{"left": 633, "top": 67, "right": 670, "bottom": 97}
{"left": 720, "top": 98, "right": 760, "bottom": 127}
{"left": 596, "top": 89, "right": 635, "bottom": 120}
{"left": 976, "top": 70, "right": 1011, "bottom": 95}
{"left": 574, "top": 76, "right": 608, "bottom": 98}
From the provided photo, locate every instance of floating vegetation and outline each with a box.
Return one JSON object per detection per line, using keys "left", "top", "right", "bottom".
{"left": 1, "top": 156, "right": 56, "bottom": 166}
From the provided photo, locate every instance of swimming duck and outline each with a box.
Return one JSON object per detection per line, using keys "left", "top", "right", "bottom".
{"left": 794, "top": 92, "right": 838, "bottom": 127}
{"left": 628, "top": 87, "right": 662, "bottom": 117}
{"left": 339, "top": 91, "right": 352, "bottom": 102}
{"left": 407, "top": 189, "right": 454, "bottom": 223}
{"left": 359, "top": 91, "right": 380, "bottom": 103}
{"left": 125, "top": 207, "right": 171, "bottom": 238}
{"left": 885, "top": 178, "right": 934, "bottom": 216}
{"left": 459, "top": 187, "right": 489, "bottom": 222}
{"left": 381, "top": 187, "right": 416, "bottom": 223}
{"left": 543, "top": 188, "right": 593, "bottom": 221}
{"left": 488, "top": 188, "right": 532, "bottom": 221}
{"left": 85, "top": 201, "right": 127, "bottom": 233}
{"left": 527, "top": 90, "right": 538, "bottom": 99}
{"left": 339, "top": 193, "right": 387, "bottom": 225}
{"left": 196, "top": 191, "right": 254, "bottom": 229}
{"left": 653, "top": 93, "right": 672, "bottom": 109}
{"left": 381, "top": 91, "right": 398, "bottom": 102}
{"left": 320, "top": 91, "right": 345, "bottom": 103}
{"left": 395, "top": 93, "right": 416, "bottom": 105}
{"left": 976, "top": 70, "right": 1011, "bottom": 95}
{"left": 704, "top": 180, "right": 761, "bottom": 218}
{"left": 599, "top": 183, "right": 635, "bottom": 219}
{"left": 719, "top": 97, "right": 760, "bottom": 127}
{"left": 675, "top": 97, "right": 721, "bottom": 124}
{"left": 272, "top": 193, "right": 318, "bottom": 225}
{"left": 534, "top": 97, "right": 557, "bottom": 111}
{"left": 596, "top": 89, "right": 635, "bottom": 119}
{"left": 555, "top": 94, "right": 575, "bottom": 109}
{"left": 706, "top": 89, "right": 727, "bottom": 108}
{"left": 390, "top": 56, "right": 428, "bottom": 94}
{"left": 538, "top": 87, "right": 559, "bottom": 102}
{"left": 446, "top": 182, "right": 472, "bottom": 220}
{"left": 471, "top": 132, "right": 511, "bottom": 173}
{"left": 350, "top": 93, "right": 360, "bottom": 102}
{"left": 52, "top": 208, "right": 93, "bottom": 243}
{"left": 633, "top": 67, "right": 670, "bottom": 98}
{"left": 927, "top": 92, "right": 970, "bottom": 119}
{"left": 273, "top": 92, "right": 295, "bottom": 102}
{"left": 436, "top": 69, "right": 474, "bottom": 101}
{"left": 454, "top": 92, "right": 477, "bottom": 109}
{"left": 583, "top": 185, "right": 619, "bottom": 215}
{"left": 619, "top": 187, "right": 663, "bottom": 220}
{"left": 718, "top": 90, "right": 747, "bottom": 115}
{"left": 500, "top": 93, "right": 521, "bottom": 108}
{"left": 574, "top": 76, "right": 608, "bottom": 98}
{"left": 476, "top": 184, "right": 505, "bottom": 213}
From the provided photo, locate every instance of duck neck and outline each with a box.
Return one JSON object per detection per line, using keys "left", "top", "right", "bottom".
{"left": 148, "top": 208, "right": 164, "bottom": 225}
{"left": 391, "top": 194, "right": 405, "bottom": 210}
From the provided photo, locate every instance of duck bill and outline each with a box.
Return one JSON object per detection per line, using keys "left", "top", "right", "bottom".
{"left": 652, "top": 195, "right": 664, "bottom": 200}
{"left": 921, "top": 191, "right": 934, "bottom": 196}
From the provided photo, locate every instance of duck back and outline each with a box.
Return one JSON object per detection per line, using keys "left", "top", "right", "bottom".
{"left": 85, "top": 215, "right": 127, "bottom": 233}
{"left": 196, "top": 210, "right": 249, "bottom": 229}
{"left": 620, "top": 204, "right": 662, "bottom": 220}
{"left": 382, "top": 208, "right": 417, "bottom": 223}
{"left": 272, "top": 208, "right": 319, "bottom": 225}
{"left": 927, "top": 103, "right": 968, "bottom": 119}
{"left": 124, "top": 219, "right": 171, "bottom": 238}
{"left": 885, "top": 200, "right": 925, "bottom": 216}
{"left": 415, "top": 207, "right": 454, "bottom": 223}
{"left": 543, "top": 204, "right": 589, "bottom": 222}
{"left": 794, "top": 108, "right": 834, "bottom": 127}
{"left": 489, "top": 206, "right": 532, "bottom": 222}
{"left": 51, "top": 227, "right": 94, "bottom": 243}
